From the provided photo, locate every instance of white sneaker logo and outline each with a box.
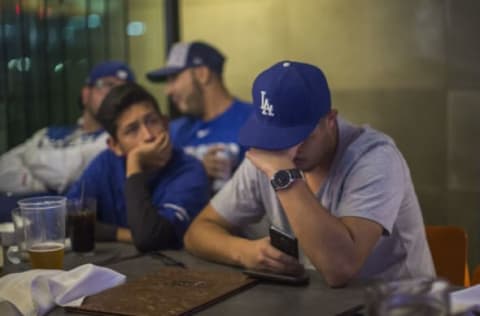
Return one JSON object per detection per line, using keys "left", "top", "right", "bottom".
{"left": 260, "top": 91, "right": 274, "bottom": 117}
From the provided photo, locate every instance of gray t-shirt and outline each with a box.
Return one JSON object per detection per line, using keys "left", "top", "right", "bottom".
{"left": 211, "top": 117, "right": 435, "bottom": 281}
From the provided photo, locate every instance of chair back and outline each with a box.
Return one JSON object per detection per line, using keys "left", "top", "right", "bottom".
{"left": 472, "top": 265, "right": 480, "bottom": 285}
{"left": 425, "top": 225, "right": 470, "bottom": 287}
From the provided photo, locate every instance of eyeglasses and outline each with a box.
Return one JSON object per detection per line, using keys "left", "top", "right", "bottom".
{"left": 92, "top": 79, "right": 120, "bottom": 90}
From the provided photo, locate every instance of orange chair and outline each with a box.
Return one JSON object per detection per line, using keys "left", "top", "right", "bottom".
{"left": 471, "top": 265, "right": 480, "bottom": 285}
{"left": 425, "top": 225, "right": 470, "bottom": 287}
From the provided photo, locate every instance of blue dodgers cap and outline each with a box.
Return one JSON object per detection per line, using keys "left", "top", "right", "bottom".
{"left": 239, "top": 61, "right": 331, "bottom": 150}
{"left": 85, "top": 61, "right": 135, "bottom": 85}
{"left": 146, "top": 41, "right": 225, "bottom": 82}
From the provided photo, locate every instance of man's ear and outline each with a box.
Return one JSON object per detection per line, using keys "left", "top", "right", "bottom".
{"left": 80, "top": 86, "right": 91, "bottom": 109}
{"left": 107, "top": 136, "right": 124, "bottom": 156}
{"left": 326, "top": 109, "right": 338, "bottom": 129}
{"left": 193, "top": 66, "right": 211, "bottom": 85}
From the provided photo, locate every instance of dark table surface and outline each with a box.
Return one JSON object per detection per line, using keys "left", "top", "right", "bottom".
{"left": 2, "top": 242, "right": 367, "bottom": 316}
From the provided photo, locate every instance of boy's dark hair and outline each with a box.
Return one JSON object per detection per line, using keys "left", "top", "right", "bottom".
{"left": 96, "top": 82, "right": 162, "bottom": 140}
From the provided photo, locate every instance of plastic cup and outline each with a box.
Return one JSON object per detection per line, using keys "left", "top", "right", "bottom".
{"left": 18, "top": 196, "right": 66, "bottom": 269}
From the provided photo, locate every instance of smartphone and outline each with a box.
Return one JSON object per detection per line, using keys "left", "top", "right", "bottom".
{"left": 269, "top": 226, "right": 298, "bottom": 259}
{"left": 243, "top": 269, "right": 309, "bottom": 286}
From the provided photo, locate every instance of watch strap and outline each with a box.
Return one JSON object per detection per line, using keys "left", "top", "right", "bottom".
{"left": 288, "top": 169, "right": 303, "bottom": 180}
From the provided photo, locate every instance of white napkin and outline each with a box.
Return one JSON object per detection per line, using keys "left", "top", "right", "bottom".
{"left": 450, "top": 284, "right": 480, "bottom": 314}
{"left": 0, "top": 264, "right": 125, "bottom": 316}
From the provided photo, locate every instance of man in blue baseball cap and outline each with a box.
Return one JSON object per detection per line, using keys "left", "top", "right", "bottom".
{"left": 185, "top": 61, "right": 435, "bottom": 286}
{"left": 146, "top": 41, "right": 253, "bottom": 196}
{"left": 0, "top": 61, "right": 135, "bottom": 194}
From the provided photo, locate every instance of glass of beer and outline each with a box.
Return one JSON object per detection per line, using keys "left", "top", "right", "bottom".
{"left": 67, "top": 198, "right": 96, "bottom": 255}
{"left": 18, "top": 196, "right": 66, "bottom": 270}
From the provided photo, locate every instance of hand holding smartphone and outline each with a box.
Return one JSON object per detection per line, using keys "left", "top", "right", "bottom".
{"left": 243, "top": 226, "right": 309, "bottom": 286}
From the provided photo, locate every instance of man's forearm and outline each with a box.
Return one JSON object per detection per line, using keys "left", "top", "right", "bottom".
{"left": 125, "top": 172, "right": 177, "bottom": 252}
{"left": 0, "top": 148, "right": 47, "bottom": 193}
{"left": 276, "top": 180, "right": 366, "bottom": 285}
{"left": 184, "top": 206, "right": 250, "bottom": 267}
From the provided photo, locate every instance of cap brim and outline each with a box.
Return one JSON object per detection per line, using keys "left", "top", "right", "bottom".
{"left": 146, "top": 66, "right": 186, "bottom": 82}
{"left": 239, "top": 114, "right": 317, "bottom": 150}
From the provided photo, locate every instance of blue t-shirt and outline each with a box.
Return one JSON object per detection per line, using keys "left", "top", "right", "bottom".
{"left": 66, "top": 148, "right": 209, "bottom": 242}
{"left": 169, "top": 99, "right": 252, "bottom": 169}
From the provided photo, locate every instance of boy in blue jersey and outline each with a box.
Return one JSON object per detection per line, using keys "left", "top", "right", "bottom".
{"left": 147, "top": 41, "right": 252, "bottom": 194}
{"left": 67, "top": 83, "right": 209, "bottom": 252}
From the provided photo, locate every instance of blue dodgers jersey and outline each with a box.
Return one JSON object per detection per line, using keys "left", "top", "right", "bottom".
{"left": 66, "top": 148, "right": 210, "bottom": 245}
{"left": 169, "top": 100, "right": 252, "bottom": 166}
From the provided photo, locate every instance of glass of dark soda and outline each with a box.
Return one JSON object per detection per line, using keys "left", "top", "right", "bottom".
{"left": 67, "top": 198, "right": 96, "bottom": 255}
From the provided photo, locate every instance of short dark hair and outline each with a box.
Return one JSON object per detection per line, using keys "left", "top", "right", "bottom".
{"left": 96, "top": 82, "right": 162, "bottom": 139}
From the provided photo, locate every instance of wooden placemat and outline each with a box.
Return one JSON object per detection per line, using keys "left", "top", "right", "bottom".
{"left": 66, "top": 267, "right": 258, "bottom": 316}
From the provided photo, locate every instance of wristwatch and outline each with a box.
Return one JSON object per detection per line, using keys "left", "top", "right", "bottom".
{"left": 270, "top": 169, "right": 303, "bottom": 191}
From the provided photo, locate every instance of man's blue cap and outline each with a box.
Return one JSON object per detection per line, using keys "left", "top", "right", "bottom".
{"left": 239, "top": 61, "right": 331, "bottom": 150}
{"left": 85, "top": 61, "right": 135, "bottom": 85}
{"left": 146, "top": 41, "right": 225, "bottom": 82}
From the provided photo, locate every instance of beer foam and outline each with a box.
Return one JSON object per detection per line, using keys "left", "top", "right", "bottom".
{"left": 29, "top": 242, "right": 65, "bottom": 252}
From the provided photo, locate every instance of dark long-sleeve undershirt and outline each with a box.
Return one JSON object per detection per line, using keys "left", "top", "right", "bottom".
{"left": 124, "top": 171, "right": 177, "bottom": 252}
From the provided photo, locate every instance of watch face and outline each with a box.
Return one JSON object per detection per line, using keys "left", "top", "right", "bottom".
{"left": 272, "top": 170, "right": 291, "bottom": 189}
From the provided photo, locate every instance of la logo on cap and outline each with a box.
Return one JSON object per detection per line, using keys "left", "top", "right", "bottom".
{"left": 260, "top": 91, "right": 274, "bottom": 117}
